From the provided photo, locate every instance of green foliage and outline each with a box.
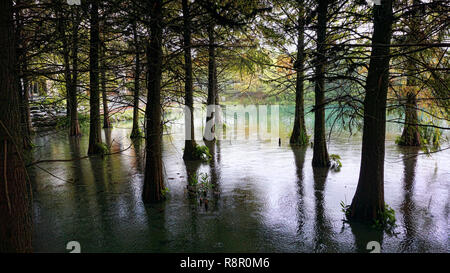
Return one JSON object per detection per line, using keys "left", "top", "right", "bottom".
{"left": 340, "top": 200, "right": 351, "bottom": 219}
{"left": 56, "top": 113, "right": 90, "bottom": 129}
{"left": 188, "top": 173, "right": 199, "bottom": 187}
{"left": 341, "top": 201, "right": 397, "bottom": 232}
{"left": 330, "top": 154, "right": 342, "bottom": 172}
{"left": 95, "top": 142, "right": 109, "bottom": 155}
{"left": 161, "top": 187, "right": 170, "bottom": 198}
{"left": 419, "top": 124, "right": 444, "bottom": 148}
{"left": 373, "top": 204, "right": 396, "bottom": 232}
{"left": 31, "top": 96, "right": 66, "bottom": 110}
{"left": 396, "top": 119, "right": 446, "bottom": 149}
{"left": 188, "top": 172, "right": 214, "bottom": 197}
{"left": 292, "top": 130, "right": 309, "bottom": 146}
{"left": 110, "top": 109, "right": 134, "bottom": 123}
{"left": 198, "top": 173, "right": 213, "bottom": 196}
{"left": 394, "top": 135, "right": 404, "bottom": 145}
{"left": 130, "top": 128, "right": 143, "bottom": 138}
{"left": 193, "top": 145, "right": 212, "bottom": 162}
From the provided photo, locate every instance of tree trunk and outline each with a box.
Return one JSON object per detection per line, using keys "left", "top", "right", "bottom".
{"left": 0, "top": 0, "right": 32, "bottom": 252}
{"left": 349, "top": 0, "right": 393, "bottom": 223}
{"left": 100, "top": 41, "right": 110, "bottom": 129}
{"left": 18, "top": 68, "right": 32, "bottom": 149}
{"left": 22, "top": 74, "right": 32, "bottom": 137}
{"left": 142, "top": 0, "right": 165, "bottom": 203}
{"left": 182, "top": 0, "right": 198, "bottom": 160}
{"left": 88, "top": 0, "right": 103, "bottom": 155}
{"left": 131, "top": 19, "right": 141, "bottom": 139}
{"left": 312, "top": 0, "right": 330, "bottom": 167}
{"left": 56, "top": 7, "right": 73, "bottom": 122}
{"left": 400, "top": 91, "right": 420, "bottom": 146}
{"left": 290, "top": 1, "right": 308, "bottom": 146}
{"left": 399, "top": 0, "right": 421, "bottom": 146}
{"left": 14, "top": 1, "right": 32, "bottom": 150}
{"left": 69, "top": 9, "right": 81, "bottom": 137}
{"left": 204, "top": 20, "right": 218, "bottom": 141}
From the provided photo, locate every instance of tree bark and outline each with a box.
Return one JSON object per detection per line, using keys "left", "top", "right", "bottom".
{"left": 56, "top": 6, "right": 72, "bottom": 120}
{"left": 399, "top": 0, "right": 421, "bottom": 146}
{"left": 290, "top": 1, "right": 308, "bottom": 146}
{"left": 69, "top": 9, "right": 81, "bottom": 137}
{"left": 204, "top": 20, "right": 218, "bottom": 141}
{"left": 56, "top": 4, "right": 81, "bottom": 137}
{"left": 14, "top": 1, "right": 32, "bottom": 150}
{"left": 142, "top": 0, "right": 165, "bottom": 203}
{"left": 182, "top": 0, "right": 198, "bottom": 160}
{"left": 17, "top": 67, "right": 32, "bottom": 149}
{"left": 100, "top": 40, "right": 110, "bottom": 129}
{"left": 349, "top": 0, "right": 393, "bottom": 223}
{"left": 400, "top": 91, "right": 421, "bottom": 146}
{"left": 131, "top": 19, "right": 141, "bottom": 139}
{"left": 22, "top": 73, "right": 32, "bottom": 137}
{"left": 0, "top": 0, "right": 32, "bottom": 252}
{"left": 312, "top": 0, "right": 330, "bottom": 167}
{"left": 88, "top": 0, "right": 103, "bottom": 155}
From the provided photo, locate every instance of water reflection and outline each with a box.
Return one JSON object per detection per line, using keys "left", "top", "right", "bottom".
{"left": 204, "top": 140, "right": 221, "bottom": 211}
{"left": 30, "top": 123, "right": 449, "bottom": 253}
{"left": 399, "top": 147, "right": 419, "bottom": 251}
{"left": 312, "top": 167, "right": 338, "bottom": 252}
{"left": 68, "top": 138, "right": 91, "bottom": 248}
{"left": 292, "top": 147, "right": 307, "bottom": 249}
{"left": 349, "top": 222, "right": 384, "bottom": 253}
{"left": 88, "top": 154, "right": 113, "bottom": 250}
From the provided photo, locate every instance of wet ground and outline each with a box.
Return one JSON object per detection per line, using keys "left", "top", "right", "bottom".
{"left": 30, "top": 112, "right": 449, "bottom": 253}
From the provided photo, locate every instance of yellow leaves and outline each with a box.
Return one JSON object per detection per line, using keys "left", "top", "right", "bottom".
{"left": 275, "top": 54, "right": 293, "bottom": 75}
{"left": 358, "top": 66, "right": 368, "bottom": 74}
{"left": 399, "top": 85, "right": 419, "bottom": 96}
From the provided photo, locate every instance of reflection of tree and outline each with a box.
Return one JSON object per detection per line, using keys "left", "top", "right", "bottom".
{"left": 292, "top": 147, "right": 307, "bottom": 244}
{"left": 130, "top": 138, "right": 144, "bottom": 173}
{"left": 312, "top": 167, "right": 338, "bottom": 252}
{"left": 88, "top": 148, "right": 114, "bottom": 250}
{"left": 184, "top": 159, "right": 201, "bottom": 249}
{"left": 104, "top": 128, "right": 120, "bottom": 152}
{"left": 104, "top": 129, "right": 115, "bottom": 194}
{"left": 349, "top": 221, "right": 383, "bottom": 253}
{"left": 216, "top": 140, "right": 222, "bottom": 163}
{"left": 399, "top": 147, "right": 419, "bottom": 252}
{"left": 204, "top": 140, "right": 221, "bottom": 211}
{"left": 67, "top": 137, "right": 92, "bottom": 248}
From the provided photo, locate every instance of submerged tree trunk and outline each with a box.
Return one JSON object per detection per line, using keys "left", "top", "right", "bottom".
{"left": 204, "top": 20, "right": 218, "bottom": 141}
{"left": 182, "top": 0, "right": 197, "bottom": 160}
{"left": 400, "top": 91, "right": 420, "bottom": 146}
{"left": 131, "top": 19, "right": 141, "bottom": 139}
{"left": 399, "top": 0, "right": 421, "bottom": 146}
{"left": 349, "top": 0, "right": 393, "bottom": 223}
{"left": 69, "top": 9, "right": 81, "bottom": 137}
{"left": 0, "top": 0, "right": 32, "bottom": 252}
{"left": 290, "top": 1, "right": 308, "bottom": 146}
{"left": 88, "top": 0, "right": 103, "bottom": 155}
{"left": 142, "top": 0, "right": 165, "bottom": 203}
{"left": 312, "top": 0, "right": 330, "bottom": 167}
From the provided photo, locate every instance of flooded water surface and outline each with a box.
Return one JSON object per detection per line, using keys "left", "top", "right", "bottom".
{"left": 30, "top": 111, "right": 449, "bottom": 253}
